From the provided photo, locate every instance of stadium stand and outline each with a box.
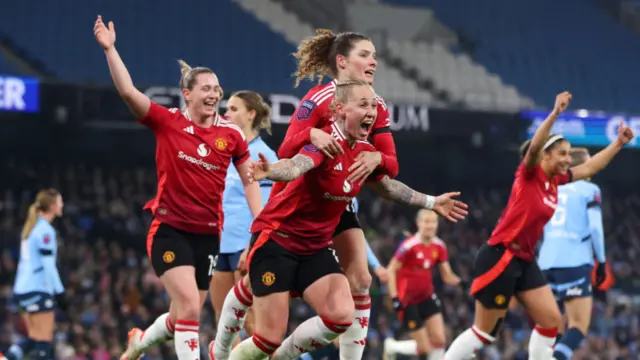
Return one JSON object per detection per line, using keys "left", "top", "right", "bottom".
{"left": 382, "top": 0, "right": 640, "bottom": 113}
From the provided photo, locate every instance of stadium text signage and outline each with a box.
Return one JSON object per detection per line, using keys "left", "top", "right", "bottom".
{"left": 144, "top": 87, "right": 429, "bottom": 132}
{"left": 0, "top": 75, "right": 39, "bottom": 113}
{"left": 522, "top": 110, "right": 640, "bottom": 148}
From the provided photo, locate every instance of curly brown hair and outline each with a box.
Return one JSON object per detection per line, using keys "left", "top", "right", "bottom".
{"left": 293, "top": 29, "right": 370, "bottom": 87}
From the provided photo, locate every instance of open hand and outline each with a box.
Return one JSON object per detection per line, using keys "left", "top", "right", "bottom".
{"left": 248, "top": 153, "right": 272, "bottom": 182}
{"left": 94, "top": 15, "right": 116, "bottom": 50}
{"left": 433, "top": 192, "right": 468, "bottom": 223}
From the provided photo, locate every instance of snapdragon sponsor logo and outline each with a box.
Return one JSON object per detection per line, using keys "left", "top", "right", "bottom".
{"left": 178, "top": 151, "right": 220, "bottom": 171}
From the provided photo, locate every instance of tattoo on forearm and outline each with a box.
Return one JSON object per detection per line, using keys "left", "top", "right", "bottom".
{"left": 379, "top": 177, "right": 428, "bottom": 207}
{"left": 268, "top": 154, "right": 316, "bottom": 182}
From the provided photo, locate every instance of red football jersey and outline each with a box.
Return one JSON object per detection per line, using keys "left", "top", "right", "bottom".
{"left": 487, "top": 162, "right": 572, "bottom": 260}
{"left": 394, "top": 235, "right": 449, "bottom": 304}
{"left": 140, "top": 102, "right": 249, "bottom": 234}
{"left": 252, "top": 123, "right": 384, "bottom": 255}
{"left": 271, "top": 80, "right": 398, "bottom": 200}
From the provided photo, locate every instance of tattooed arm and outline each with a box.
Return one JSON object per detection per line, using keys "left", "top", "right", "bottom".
{"left": 368, "top": 176, "right": 436, "bottom": 209}
{"left": 266, "top": 154, "right": 318, "bottom": 182}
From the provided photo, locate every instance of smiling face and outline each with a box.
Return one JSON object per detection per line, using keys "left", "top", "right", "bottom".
{"left": 181, "top": 71, "right": 223, "bottom": 118}
{"left": 542, "top": 139, "right": 572, "bottom": 177}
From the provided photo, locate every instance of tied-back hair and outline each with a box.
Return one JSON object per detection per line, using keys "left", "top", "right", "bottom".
{"left": 177, "top": 60, "right": 223, "bottom": 96}
{"left": 329, "top": 80, "right": 371, "bottom": 113}
{"left": 293, "top": 29, "right": 370, "bottom": 87}
{"left": 232, "top": 91, "right": 273, "bottom": 135}
{"left": 570, "top": 147, "right": 590, "bottom": 167}
{"left": 519, "top": 133, "right": 566, "bottom": 160}
{"left": 22, "top": 188, "right": 59, "bottom": 240}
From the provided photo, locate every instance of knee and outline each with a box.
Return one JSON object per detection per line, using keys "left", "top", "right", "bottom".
{"left": 538, "top": 307, "right": 563, "bottom": 330}
{"left": 175, "top": 298, "right": 201, "bottom": 320}
{"left": 255, "top": 315, "right": 287, "bottom": 344}
{"left": 317, "top": 296, "right": 355, "bottom": 325}
{"left": 347, "top": 270, "right": 372, "bottom": 293}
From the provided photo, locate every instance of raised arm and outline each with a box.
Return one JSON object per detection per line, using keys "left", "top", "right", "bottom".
{"left": 94, "top": 16, "right": 150, "bottom": 118}
{"left": 571, "top": 122, "right": 634, "bottom": 180}
{"left": 370, "top": 104, "right": 399, "bottom": 178}
{"left": 523, "top": 92, "right": 571, "bottom": 167}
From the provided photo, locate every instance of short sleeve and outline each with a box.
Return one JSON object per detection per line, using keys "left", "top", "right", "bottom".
{"left": 394, "top": 242, "right": 412, "bottom": 262}
{"left": 518, "top": 162, "right": 541, "bottom": 180}
{"left": 232, "top": 136, "right": 250, "bottom": 165}
{"left": 438, "top": 243, "right": 449, "bottom": 263}
{"left": 138, "top": 101, "right": 174, "bottom": 129}
{"left": 587, "top": 185, "right": 602, "bottom": 208}
{"left": 371, "top": 99, "right": 391, "bottom": 136}
{"left": 298, "top": 143, "right": 326, "bottom": 167}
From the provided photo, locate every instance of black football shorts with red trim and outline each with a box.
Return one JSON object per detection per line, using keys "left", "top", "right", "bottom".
{"left": 332, "top": 200, "right": 361, "bottom": 237}
{"left": 470, "top": 244, "right": 547, "bottom": 309}
{"left": 147, "top": 218, "right": 220, "bottom": 290}
{"left": 399, "top": 293, "right": 442, "bottom": 331}
{"left": 247, "top": 232, "right": 343, "bottom": 297}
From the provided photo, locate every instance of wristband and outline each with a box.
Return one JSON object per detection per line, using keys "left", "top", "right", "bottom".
{"left": 424, "top": 195, "right": 436, "bottom": 210}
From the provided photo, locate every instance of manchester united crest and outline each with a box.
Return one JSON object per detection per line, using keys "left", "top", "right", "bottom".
{"left": 215, "top": 138, "right": 228, "bottom": 151}
{"left": 163, "top": 251, "right": 175, "bottom": 263}
{"left": 261, "top": 271, "right": 275, "bottom": 286}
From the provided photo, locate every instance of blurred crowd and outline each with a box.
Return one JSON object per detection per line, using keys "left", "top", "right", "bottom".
{"left": 1, "top": 159, "right": 640, "bottom": 360}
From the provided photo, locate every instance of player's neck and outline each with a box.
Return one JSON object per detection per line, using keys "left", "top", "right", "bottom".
{"left": 540, "top": 161, "right": 555, "bottom": 179}
{"left": 39, "top": 211, "right": 55, "bottom": 223}
{"left": 245, "top": 130, "right": 259, "bottom": 143}
{"left": 336, "top": 121, "right": 356, "bottom": 148}
{"left": 419, "top": 234, "right": 433, "bottom": 244}
{"left": 184, "top": 107, "right": 215, "bottom": 128}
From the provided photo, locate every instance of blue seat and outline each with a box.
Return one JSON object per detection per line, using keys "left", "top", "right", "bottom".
{"left": 383, "top": 0, "right": 640, "bottom": 112}
{"left": 0, "top": 0, "right": 308, "bottom": 95}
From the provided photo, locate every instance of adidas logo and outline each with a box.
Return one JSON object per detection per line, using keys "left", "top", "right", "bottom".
{"left": 183, "top": 126, "right": 194, "bottom": 135}
{"left": 334, "top": 163, "right": 343, "bottom": 171}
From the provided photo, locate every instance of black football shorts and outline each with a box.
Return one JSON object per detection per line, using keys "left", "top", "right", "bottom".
{"left": 471, "top": 244, "right": 547, "bottom": 309}
{"left": 147, "top": 219, "right": 220, "bottom": 290}
{"left": 247, "top": 232, "right": 343, "bottom": 297}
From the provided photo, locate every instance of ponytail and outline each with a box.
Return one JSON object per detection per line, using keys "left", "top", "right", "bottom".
{"left": 21, "top": 204, "right": 39, "bottom": 240}
{"left": 21, "top": 188, "right": 61, "bottom": 240}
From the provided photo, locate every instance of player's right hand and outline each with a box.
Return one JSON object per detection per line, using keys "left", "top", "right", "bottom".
{"left": 310, "top": 128, "right": 344, "bottom": 159}
{"left": 248, "top": 152, "right": 272, "bottom": 182}
{"left": 94, "top": 15, "right": 116, "bottom": 50}
{"left": 391, "top": 297, "right": 403, "bottom": 312}
{"left": 552, "top": 91, "right": 572, "bottom": 115}
{"left": 433, "top": 192, "right": 468, "bottom": 223}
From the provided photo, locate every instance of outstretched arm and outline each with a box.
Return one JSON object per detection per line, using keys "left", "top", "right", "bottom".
{"left": 367, "top": 176, "right": 436, "bottom": 208}
{"left": 266, "top": 154, "right": 317, "bottom": 182}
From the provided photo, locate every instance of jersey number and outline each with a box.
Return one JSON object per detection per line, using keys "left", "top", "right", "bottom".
{"left": 208, "top": 255, "right": 218, "bottom": 276}
{"left": 550, "top": 193, "right": 569, "bottom": 226}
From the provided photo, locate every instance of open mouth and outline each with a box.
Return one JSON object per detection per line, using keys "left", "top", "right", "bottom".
{"left": 360, "top": 120, "right": 373, "bottom": 133}
{"left": 364, "top": 70, "right": 375, "bottom": 77}
{"left": 203, "top": 100, "right": 217, "bottom": 110}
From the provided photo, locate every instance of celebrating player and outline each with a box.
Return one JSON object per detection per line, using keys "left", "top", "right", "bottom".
{"left": 444, "top": 91, "right": 635, "bottom": 360}
{"left": 210, "top": 91, "right": 277, "bottom": 341}
{"left": 384, "top": 210, "right": 460, "bottom": 360}
{"left": 93, "top": 16, "right": 263, "bottom": 360}
{"left": 228, "top": 81, "right": 467, "bottom": 360}
{"left": 538, "top": 147, "right": 605, "bottom": 360}
{"left": 1, "top": 189, "right": 65, "bottom": 360}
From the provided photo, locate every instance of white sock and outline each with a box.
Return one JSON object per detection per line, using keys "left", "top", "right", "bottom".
{"left": 214, "top": 280, "right": 253, "bottom": 359}
{"left": 174, "top": 320, "right": 200, "bottom": 360}
{"left": 528, "top": 326, "right": 557, "bottom": 360}
{"left": 385, "top": 338, "right": 417, "bottom": 355}
{"left": 229, "top": 334, "right": 279, "bottom": 360}
{"left": 428, "top": 348, "right": 445, "bottom": 360}
{"left": 339, "top": 293, "right": 370, "bottom": 360}
{"left": 443, "top": 326, "right": 494, "bottom": 359}
{"left": 272, "top": 316, "right": 351, "bottom": 360}
{"left": 139, "top": 312, "right": 175, "bottom": 349}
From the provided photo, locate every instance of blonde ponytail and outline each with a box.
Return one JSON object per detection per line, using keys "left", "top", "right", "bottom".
{"left": 21, "top": 188, "right": 61, "bottom": 240}
{"left": 21, "top": 204, "right": 39, "bottom": 240}
{"left": 258, "top": 101, "right": 272, "bottom": 135}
